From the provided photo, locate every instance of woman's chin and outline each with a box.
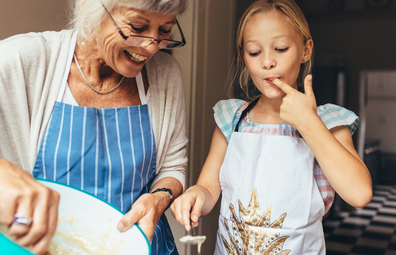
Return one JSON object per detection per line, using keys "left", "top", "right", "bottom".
{"left": 119, "top": 56, "right": 146, "bottom": 77}
{"left": 123, "top": 70, "right": 143, "bottom": 78}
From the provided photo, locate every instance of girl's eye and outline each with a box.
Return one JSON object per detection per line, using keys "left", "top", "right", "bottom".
{"left": 129, "top": 24, "right": 148, "bottom": 33}
{"left": 276, "top": 47, "right": 289, "bottom": 52}
{"left": 249, "top": 51, "right": 261, "bottom": 57}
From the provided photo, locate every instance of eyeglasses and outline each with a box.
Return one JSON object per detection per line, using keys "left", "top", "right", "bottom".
{"left": 102, "top": 3, "right": 186, "bottom": 49}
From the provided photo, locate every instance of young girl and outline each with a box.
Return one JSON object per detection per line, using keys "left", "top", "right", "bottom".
{"left": 171, "top": 0, "right": 372, "bottom": 254}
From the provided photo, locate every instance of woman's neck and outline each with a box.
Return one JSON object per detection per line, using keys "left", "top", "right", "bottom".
{"left": 74, "top": 38, "right": 121, "bottom": 90}
{"left": 67, "top": 37, "right": 144, "bottom": 108}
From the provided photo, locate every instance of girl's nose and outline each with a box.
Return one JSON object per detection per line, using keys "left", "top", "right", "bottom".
{"left": 261, "top": 55, "right": 276, "bottom": 70}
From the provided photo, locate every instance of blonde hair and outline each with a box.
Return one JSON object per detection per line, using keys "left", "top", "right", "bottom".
{"left": 232, "top": 0, "right": 313, "bottom": 100}
{"left": 67, "top": 0, "right": 189, "bottom": 42}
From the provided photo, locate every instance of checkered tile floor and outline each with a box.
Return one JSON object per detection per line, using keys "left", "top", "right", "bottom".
{"left": 323, "top": 185, "right": 396, "bottom": 255}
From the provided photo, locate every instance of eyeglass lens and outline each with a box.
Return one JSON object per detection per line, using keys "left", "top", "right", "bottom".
{"left": 125, "top": 37, "right": 182, "bottom": 49}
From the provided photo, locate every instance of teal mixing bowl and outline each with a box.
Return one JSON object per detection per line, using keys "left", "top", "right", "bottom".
{"left": 0, "top": 232, "right": 34, "bottom": 255}
{"left": 0, "top": 179, "right": 150, "bottom": 255}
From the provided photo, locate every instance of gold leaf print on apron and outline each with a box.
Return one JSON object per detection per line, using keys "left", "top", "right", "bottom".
{"left": 221, "top": 187, "right": 291, "bottom": 255}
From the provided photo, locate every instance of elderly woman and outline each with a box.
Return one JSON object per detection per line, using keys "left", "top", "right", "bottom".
{"left": 0, "top": 0, "right": 188, "bottom": 254}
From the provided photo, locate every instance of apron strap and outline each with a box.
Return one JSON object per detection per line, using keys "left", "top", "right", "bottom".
{"left": 234, "top": 97, "right": 260, "bottom": 132}
{"left": 135, "top": 72, "right": 147, "bottom": 105}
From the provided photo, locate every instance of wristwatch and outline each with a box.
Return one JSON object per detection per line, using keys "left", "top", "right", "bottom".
{"left": 151, "top": 188, "right": 173, "bottom": 200}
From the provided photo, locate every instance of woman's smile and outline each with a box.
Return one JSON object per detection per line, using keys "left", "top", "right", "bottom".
{"left": 124, "top": 50, "right": 148, "bottom": 63}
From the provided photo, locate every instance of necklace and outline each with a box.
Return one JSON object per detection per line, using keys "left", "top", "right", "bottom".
{"left": 73, "top": 54, "right": 125, "bottom": 94}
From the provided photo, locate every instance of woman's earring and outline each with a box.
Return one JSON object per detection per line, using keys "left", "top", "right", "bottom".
{"left": 82, "top": 41, "right": 85, "bottom": 46}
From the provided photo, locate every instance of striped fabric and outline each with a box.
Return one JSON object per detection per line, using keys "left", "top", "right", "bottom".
{"left": 33, "top": 103, "right": 156, "bottom": 212}
{"left": 213, "top": 99, "right": 359, "bottom": 213}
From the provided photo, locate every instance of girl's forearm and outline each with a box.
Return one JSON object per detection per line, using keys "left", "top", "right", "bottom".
{"left": 195, "top": 183, "right": 221, "bottom": 216}
{"left": 192, "top": 126, "right": 226, "bottom": 216}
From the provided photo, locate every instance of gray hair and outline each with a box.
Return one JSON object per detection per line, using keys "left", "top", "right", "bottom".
{"left": 67, "top": 0, "right": 189, "bottom": 41}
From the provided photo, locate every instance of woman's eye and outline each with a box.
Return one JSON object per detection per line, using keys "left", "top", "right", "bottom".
{"left": 249, "top": 51, "right": 260, "bottom": 57}
{"left": 276, "top": 47, "right": 289, "bottom": 52}
{"left": 159, "top": 27, "right": 172, "bottom": 35}
{"left": 129, "top": 24, "right": 148, "bottom": 33}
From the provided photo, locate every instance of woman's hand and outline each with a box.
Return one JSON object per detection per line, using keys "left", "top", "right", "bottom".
{"left": 0, "top": 158, "right": 60, "bottom": 255}
{"left": 273, "top": 75, "right": 318, "bottom": 130}
{"left": 117, "top": 177, "right": 182, "bottom": 241}
{"left": 117, "top": 192, "right": 170, "bottom": 241}
{"left": 171, "top": 185, "right": 206, "bottom": 231}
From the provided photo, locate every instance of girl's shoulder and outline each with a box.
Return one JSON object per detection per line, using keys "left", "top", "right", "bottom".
{"left": 317, "top": 103, "right": 359, "bottom": 135}
{"left": 213, "top": 101, "right": 359, "bottom": 142}
{"left": 213, "top": 99, "right": 249, "bottom": 142}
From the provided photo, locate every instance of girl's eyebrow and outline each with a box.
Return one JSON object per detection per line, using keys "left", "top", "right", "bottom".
{"left": 244, "top": 39, "right": 257, "bottom": 44}
{"left": 273, "top": 34, "right": 292, "bottom": 39}
{"left": 244, "top": 34, "right": 292, "bottom": 44}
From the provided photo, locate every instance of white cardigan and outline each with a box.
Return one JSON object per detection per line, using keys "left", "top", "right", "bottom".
{"left": 0, "top": 30, "right": 188, "bottom": 188}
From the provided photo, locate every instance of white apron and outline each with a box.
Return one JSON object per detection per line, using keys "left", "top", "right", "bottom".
{"left": 214, "top": 99, "right": 326, "bottom": 255}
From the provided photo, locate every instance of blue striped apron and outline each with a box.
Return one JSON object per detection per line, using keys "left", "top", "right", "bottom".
{"left": 32, "top": 33, "right": 178, "bottom": 254}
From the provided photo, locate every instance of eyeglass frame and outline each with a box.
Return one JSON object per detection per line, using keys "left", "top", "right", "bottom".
{"left": 101, "top": 3, "right": 186, "bottom": 49}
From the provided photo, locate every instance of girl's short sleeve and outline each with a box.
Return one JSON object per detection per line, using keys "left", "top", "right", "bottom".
{"left": 213, "top": 99, "right": 246, "bottom": 142}
{"left": 317, "top": 103, "right": 359, "bottom": 135}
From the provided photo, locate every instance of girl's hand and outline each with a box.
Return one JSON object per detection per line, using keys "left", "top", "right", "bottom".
{"left": 0, "top": 159, "right": 60, "bottom": 255}
{"left": 273, "top": 75, "right": 318, "bottom": 130}
{"left": 170, "top": 186, "right": 205, "bottom": 231}
{"left": 170, "top": 126, "right": 225, "bottom": 231}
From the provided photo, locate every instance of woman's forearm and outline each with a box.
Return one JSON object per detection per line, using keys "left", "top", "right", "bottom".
{"left": 150, "top": 176, "right": 183, "bottom": 212}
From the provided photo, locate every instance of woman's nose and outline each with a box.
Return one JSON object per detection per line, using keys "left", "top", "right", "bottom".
{"left": 144, "top": 40, "right": 161, "bottom": 53}
{"left": 143, "top": 31, "right": 161, "bottom": 53}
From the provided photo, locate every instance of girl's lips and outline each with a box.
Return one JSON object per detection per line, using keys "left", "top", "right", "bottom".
{"left": 265, "top": 77, "right": 280, "bottom": 85}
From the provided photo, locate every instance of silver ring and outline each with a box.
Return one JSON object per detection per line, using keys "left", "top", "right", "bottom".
{"left": 13, "top": 214, "right": 32, "bottom": 226}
